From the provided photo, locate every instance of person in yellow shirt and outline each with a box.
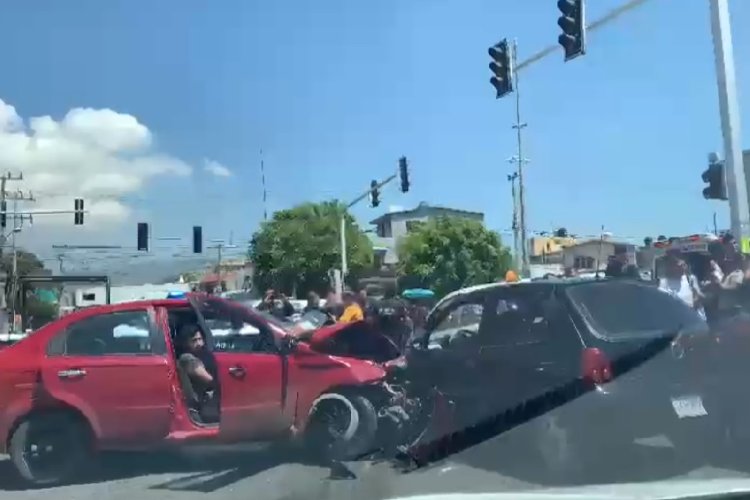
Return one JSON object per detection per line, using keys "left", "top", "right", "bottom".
{"left": 339, "top": 291, "right": 364, "bottom": 323}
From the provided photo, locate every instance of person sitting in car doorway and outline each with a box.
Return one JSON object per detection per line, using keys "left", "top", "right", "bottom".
{"left": 176, "top": 325, "right": 219, "bottom": 422}
{"left": 339, "top": 291, "right": 364, "bottom": 323}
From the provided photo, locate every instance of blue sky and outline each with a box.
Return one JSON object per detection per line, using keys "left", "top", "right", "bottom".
{"left": 2, "top": 0, "right": 749, "bottom": 253}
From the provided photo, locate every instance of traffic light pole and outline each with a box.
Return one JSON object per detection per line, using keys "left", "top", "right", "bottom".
{"left": 339, "top": 173, "right": 398, "bottom": 293}
{"left": 507, "top": 172, "right": 520, "bottom": 271}
{"left": 511, "top": 40, "right": 530, "bottom": 277}
{"left": 710, "top": 0, "right": 750, "bottom": 243}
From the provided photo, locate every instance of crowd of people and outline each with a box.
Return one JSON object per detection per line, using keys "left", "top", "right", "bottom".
{"left": 655, "top": 233, "right": 750, "bottom": 326}
{"left": 256, "top": 285, "right": 427, "bottom": 351}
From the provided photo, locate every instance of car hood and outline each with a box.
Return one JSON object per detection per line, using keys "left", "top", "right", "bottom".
{"left": 292, "top": 320, "right": 402, "bottom": 364}
{"left": 288, "top": 320, "right": 366, "bottom": 343}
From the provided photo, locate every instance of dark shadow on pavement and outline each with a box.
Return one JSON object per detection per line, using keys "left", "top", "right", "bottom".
{"left": 0, "top": 448, "right": 302, "bottom": 492}
{"left": 147, "top": 455, "right": 283, "bottom": 494}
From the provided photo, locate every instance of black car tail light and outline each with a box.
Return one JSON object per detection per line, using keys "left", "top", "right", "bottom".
{"left": 581, "top": 347, "right": 613, "bottom": 385}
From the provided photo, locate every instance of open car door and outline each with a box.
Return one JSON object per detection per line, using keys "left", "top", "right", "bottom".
{"left": 189, "top": 295, "right": 288, "bottom": 441}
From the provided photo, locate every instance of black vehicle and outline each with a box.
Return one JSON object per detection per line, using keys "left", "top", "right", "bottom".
{"left": 400, "top": 278, "right": 750, "bottom": 477}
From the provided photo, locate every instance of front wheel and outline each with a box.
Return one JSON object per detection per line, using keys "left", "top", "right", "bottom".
{"left": 9, "top": 413, "right": 92, "bottom": 487}
{"left": 305, "top": 393, "right": 378, "bottom": 462}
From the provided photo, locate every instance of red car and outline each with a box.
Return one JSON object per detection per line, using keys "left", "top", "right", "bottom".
{"left": 0, "top": 294, "right": 401, "bottom": 486}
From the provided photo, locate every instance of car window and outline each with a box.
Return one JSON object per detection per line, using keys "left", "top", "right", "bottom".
{"left": 429, "top": 300, "right": 484, "bottom": 346}
{"left": 477, "top": 289, "right": 552, "bottom": 346}
{"left": 196, "top": 298, "right": 276, "bottom": 353}
{"left": 566, "top": 281, "right": 709, "bottom": 341}
{"left": 54, "top": 310, "right": 158, "bottom": 356}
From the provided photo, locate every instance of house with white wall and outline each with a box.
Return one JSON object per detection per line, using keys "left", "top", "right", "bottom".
{"left": 368, "top": 202, "right": 485, "bottom": 266}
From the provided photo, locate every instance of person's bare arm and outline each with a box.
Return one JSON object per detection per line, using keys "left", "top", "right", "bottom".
{"left": 718, "top": 271, "right": 744, "bottom": 290}
{"left": 180, "top": 354, "right": 213, "bottom": 384}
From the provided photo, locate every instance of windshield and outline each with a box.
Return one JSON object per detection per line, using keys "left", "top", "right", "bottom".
{"left": 239, "top": 300, "right": 293, "bottom": 331}
{"left": 566, "top": 281, "right": 709, "bottom": 340}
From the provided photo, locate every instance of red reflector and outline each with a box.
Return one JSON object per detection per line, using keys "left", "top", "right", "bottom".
{"left": 581, "top": 347, "right": 613, "bottom": 385}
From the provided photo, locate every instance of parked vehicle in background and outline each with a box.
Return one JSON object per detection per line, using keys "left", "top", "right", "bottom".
{"left": 0, "top": 293, "right": 403, "bottom": 486}
{"left": 398, "top": 278, "right": 750, "bottom": 478}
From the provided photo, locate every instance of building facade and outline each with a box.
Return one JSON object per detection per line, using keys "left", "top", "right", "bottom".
{"left": 368, "top": 202, "right": 485, "bottom": 267}
{"left": 528, "top": 236, "right": 578, "bottom": 264}
{"left": 562, "top": 239, "right": 637, "bottom": 272}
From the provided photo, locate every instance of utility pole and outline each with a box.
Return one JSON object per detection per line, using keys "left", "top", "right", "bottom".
{"left": 709, "top": 0, "right": 749, "bottom": 244}
{"left": 713, "top": 211, "right": 719, "bottom": 236}
{"left": 510, "top": 40, "right": 530, "bottom": 277}
{"left": 9, "top": 190, "right": 34, "bottom": 331}
{"left": 0, "top": 173, "right": 23, "bottom": 250}
{"left": 507, "top": 172, "right": 520, "bottom": 269}
{"left": 208, "top": 241, "right": 237, "bottom": 292}
{"left": 0, "top": 178, "right": 35, "bottom": 334}
{"left": 260, "top": 148, "right": 268, "bottom": 222}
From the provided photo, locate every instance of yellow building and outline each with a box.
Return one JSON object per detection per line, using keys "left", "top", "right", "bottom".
{"left": 529, "top": 236, "right": 578, "bottom": 262}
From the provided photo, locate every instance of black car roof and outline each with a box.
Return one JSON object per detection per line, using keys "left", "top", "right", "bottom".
{"left": 437, "top": 277, "right": 613, "bottom": 305}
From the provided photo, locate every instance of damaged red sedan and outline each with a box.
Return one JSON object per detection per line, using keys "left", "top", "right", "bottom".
{"left": 0, "top": 294, "right": 403, "bottom": 486}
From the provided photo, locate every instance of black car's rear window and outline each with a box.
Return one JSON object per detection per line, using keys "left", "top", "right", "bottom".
{"left": 565, "top": 281, "right": 708, "bottom": 341}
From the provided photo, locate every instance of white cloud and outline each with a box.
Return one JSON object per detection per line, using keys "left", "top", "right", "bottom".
{"left": 203, "top": 158, "right": 232, "bottom": 177}
{"left": 0, "top": 98, "right": 193, "bottom": 230}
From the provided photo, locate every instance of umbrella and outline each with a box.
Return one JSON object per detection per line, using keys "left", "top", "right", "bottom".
{"left": 401, "top": 288, "right": 435, "bottom": 300}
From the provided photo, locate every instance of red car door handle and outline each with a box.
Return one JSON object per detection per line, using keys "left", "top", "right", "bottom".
{"left": 228, "top": 366, "right": 246, "bottom": 378}
{"left": 58, "top": 369, "right": 87, "bottom": 379}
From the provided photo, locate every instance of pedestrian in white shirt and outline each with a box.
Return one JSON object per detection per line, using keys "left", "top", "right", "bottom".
{"left": 659, "top": 253, "right": 706, "bottom": 319}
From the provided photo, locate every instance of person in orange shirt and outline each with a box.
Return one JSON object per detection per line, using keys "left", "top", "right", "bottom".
{"left": 338, "top": 291, "right": 364, "bottom": 323}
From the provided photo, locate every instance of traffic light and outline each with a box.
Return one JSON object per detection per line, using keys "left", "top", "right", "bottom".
{"left": 557, "top": 0, "right": 586, "bottom": 61}
{"left": 488, "top": 39, "right": 513, "bottom": 98}
{"left": 1, "top": 200, "right": 6, "bottom": 229}
{"left": 74, "top": 198, "right": 84, "bottom": 225}
{"left": 137, "top": 222, "right": 149, "bottom": 251}
{"left": 399, "top": 156, "right": 410, "bottom": 193}
{"left": 702, "top": 155, "right": 728, "bottom": 200}
{"left": 370, "top": 180, "right": 380, "bottom": 208}
{"left": 193, "top": 225, "right": 203, "bottom": 254}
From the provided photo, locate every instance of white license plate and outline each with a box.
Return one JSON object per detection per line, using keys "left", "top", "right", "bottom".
{"left": 671, "top": 395, "right": 708, "bottom": 419}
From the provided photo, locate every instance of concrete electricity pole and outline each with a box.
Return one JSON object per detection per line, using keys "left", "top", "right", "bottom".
{"left": 510, "top": 40, "right": 531, "bottom": 277}
{"left": 709, "top": 0, "right": 749, "bottom": 243}
{"left": 507, "top": 171, "right": 520, "bottom": 269}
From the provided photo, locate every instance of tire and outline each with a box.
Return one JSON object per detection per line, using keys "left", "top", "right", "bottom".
{"left": 305, "top": 393, "right": 378, "bottom": 462}
{"left": 9, "top": 412, "right": 92, "bottom": 487}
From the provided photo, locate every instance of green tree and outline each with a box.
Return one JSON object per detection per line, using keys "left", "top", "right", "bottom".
{"left": 0, "top": 249, "right": 44, "bottom": 279}
{"left": 397, "top": 216, "right": 512, "bottom": 298}
{"left": 0, "top": 249, "right": 58, "bottom": 330}
{"left": 249, "top": 201, "right": 373, "bottom": 296}
{"left": 1, "top": 249, "right": 45, "bottom": 305}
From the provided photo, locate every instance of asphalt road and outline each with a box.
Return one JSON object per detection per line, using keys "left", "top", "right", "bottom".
{"left": 2, "top": 434, "right": 749, "bottom": 500}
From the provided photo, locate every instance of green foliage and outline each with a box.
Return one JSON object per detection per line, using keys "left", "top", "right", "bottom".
{"left": 249, "top": 201, "right": 373, "bottom": 296}
{"left": 0, "top": 249, "right": 45, "bottom": 307}
{"left": 397, "top": 216, "right": 512, "bottom": 298}
{"left": 0, "top": 249, "right": 53, "bottom": 330}
{"left": 0, "top": 249, "right": 44, "bottom": 279}
{"left": 24, "top": 298, "right": 59, "bottom": 330}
